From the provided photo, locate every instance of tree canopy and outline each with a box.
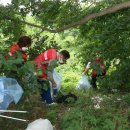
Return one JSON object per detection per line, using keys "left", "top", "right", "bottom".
{"left": 0, "top": 0, "right": 130, "bottom": 91}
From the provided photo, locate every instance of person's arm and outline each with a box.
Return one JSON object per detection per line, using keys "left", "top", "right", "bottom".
{"left": 82, "top": 62, "right": 91, "bottom": 75}
{"left": 48, "top": 70, "right": 56, "bottom": 88}
{"left": 47, "top": 60, "right": 58, "bottom": 88}
{"left": 9, "top": 43, "right": 19, "bottom": 56}
{"left": 100, "top": 64, "right": 107, "bottom": 75}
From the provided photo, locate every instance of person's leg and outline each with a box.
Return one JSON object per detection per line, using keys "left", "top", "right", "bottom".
{"left": 38, "top": 79, "right": 53, "bottom": 104}
{"left": 42, "top": 87, "right": 53, "bottom": 104}
{"left": 53, "top": 88, "right": 58, "bottom": 102}
{"left": 91, "top": 76, "right": 97, "bottom": 89}
{"left": 53, "top": 88, "right": 57, "bottom": 97}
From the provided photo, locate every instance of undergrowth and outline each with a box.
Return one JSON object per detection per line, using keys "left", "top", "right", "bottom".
{"left": 0, "top": 90, "right": 130, "bottom": 130}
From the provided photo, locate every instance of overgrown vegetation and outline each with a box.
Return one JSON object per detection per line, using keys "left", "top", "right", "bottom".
{"left": 1, "top": 90, "right": 130, "bottom": 130}
{"left": 0, "top": 0, "right": 130, "bottom": 129}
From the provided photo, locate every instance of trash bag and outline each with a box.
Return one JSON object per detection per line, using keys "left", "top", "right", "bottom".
{"left": 56, "top": 93, "right": 77, "bottom": 104}
{"left": 53, "top": 70, "right": 62, "bottom": 91}
{"left": 0, "top": 92, "right": 13, "bottom": 110}
{"left": 26, "top": 118, "right": 53, "bottom": 130}
{"left": 0, "top": 77, "right": 23, "bottom": 110}
{"left": 76, "top": 75, "right": 91, "bottom": 89}
{"left": 50, "top": 70, "right": 62, "bottom": 99}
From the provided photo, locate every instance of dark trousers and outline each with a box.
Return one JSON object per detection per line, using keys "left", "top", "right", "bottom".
{"left": 91, "top": 73, "right": 106, "bottom": 89}
{"left": 38, "top": 79, "right": 53, "bottom": 104}
{"left": 91, "top": 76, "right": 97, "bottom": 89}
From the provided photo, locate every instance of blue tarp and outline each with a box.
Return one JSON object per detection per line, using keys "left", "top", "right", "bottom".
{"left": 0, "top": 77, "right": 23, "bottom": 110}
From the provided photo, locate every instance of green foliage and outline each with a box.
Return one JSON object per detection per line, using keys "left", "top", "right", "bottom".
{"left": 48, "top": 59, "right": 58, "bottom": 71}
{"left": 72, "top": 0, "right": 130, "bottom": 90}
{"left": 122, "top": 93, "right": 130, "bottom": 104}
{"left": 60, "top": 91, "right": 129, "bottom": 130}
{"left": 0, "top": 5, "right": 25, "bottom": 41}
{"left": 0, "top": 0, "right": 130, "bottom": 94}
{"left": 0, "top": 51, "right": 40, "bottom": 93}
{"left": 34, "top": 0, "right": 61, "bottom": 27}
{"left": 61, "top": 71, "right": 80, "bottom": 93}
{"left": 10, "top": 0, "right": 82, "bottom": 29}
{"left": 0, "top": 1, "right": 130, "bottom": 130}
{"left": 28, "top": 36, "right": 49, "bottom": 60}
{"left": 55, "top": 1, "right": 81, "bottom": 27}
{"left": 61, "top": 107, "right": 82, "bottom": 130}
{"left": 28, "top": 35, "right": 61, "bottom": 60}
{"left": 46, "top": 109, "right": 58, "bottom": 121}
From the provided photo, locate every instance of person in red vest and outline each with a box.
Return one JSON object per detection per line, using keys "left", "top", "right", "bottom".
{"left": 8, "top": 36, "right": 32, "bottom": 62}
{"left": 83, "top": 57, "right": 106, "bottom": 89}
{"left": 33, "top": 48, "right": 70, "bottom": 105}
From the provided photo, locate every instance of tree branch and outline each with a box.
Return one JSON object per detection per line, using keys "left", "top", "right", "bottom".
{"left": 5, "top": 1, "right": 130, "bottom": 33}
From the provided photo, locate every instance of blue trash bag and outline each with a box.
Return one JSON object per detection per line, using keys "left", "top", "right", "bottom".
{"left": 0, "top": 77, "right": 23, "bottom": 110}
{"left": 0, "top": 92, "right": 13, "bottom": 110}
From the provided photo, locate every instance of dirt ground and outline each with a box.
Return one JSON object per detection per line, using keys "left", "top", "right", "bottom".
{"left": 0, "top": 94, "right": 71, "bottom": 130}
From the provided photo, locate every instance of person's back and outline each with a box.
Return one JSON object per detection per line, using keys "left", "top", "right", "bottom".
{"left": 33, "top": 48, "right": 58, "bottom": 79}
{"left": 33, "top": 48, "right": 57, "bottom": 67}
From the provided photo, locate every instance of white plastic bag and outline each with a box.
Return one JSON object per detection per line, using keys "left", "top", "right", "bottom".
{"left": 26, "top": 118, "right": 53, "bottom": 130}
{"left": 76, "top": 75, "right": 91, "bottom": 89}
{"left": 50, "top": 70, "right": 62, "bottom": 99}
{"left": 53, "top": 70, "right": 62, "bottom": 91}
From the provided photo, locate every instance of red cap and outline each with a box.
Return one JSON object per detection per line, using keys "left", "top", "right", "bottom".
{"left": 95, "top": 57, "right": 101, "bottom": 62}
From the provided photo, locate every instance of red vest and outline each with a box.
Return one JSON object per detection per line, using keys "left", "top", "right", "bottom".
{"left": 92, "top": 64, "right": 106, "bottom": 77}
{"left": 9, "top": 43, "right": 27, "bottom": 62}
{"left": 33, "top": 48, "right": 58, "bottom": 79}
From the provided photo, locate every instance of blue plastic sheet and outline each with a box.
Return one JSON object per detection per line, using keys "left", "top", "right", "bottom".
{"left": 0, "top": 77, "right": 23, "bottom": 110}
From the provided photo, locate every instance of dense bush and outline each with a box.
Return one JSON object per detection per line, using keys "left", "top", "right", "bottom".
{"left": 60, "top": 91, "right": 129, "bottom": 130}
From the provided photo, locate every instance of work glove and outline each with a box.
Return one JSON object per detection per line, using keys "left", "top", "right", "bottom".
{"left": 51, "top": 80, "right": 57, "bottom": 88}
